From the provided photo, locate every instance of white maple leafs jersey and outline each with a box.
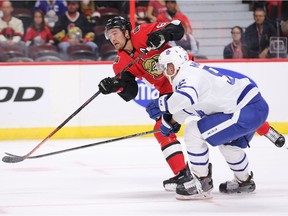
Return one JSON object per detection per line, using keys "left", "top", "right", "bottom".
{"left": 166, "top": 61, "right": 260, "bottom": 123}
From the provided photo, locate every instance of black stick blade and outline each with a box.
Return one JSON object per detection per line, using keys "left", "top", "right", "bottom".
{"left": 2, "top": 155, "right": 25, "bottom": 163}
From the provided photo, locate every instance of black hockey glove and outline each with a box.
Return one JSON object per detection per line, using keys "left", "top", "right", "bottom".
{"left": 98, "top": 77, "right": 121, "bottom": 94}
{"left": 146, "top": 30, "right": 171, "bottom": 50}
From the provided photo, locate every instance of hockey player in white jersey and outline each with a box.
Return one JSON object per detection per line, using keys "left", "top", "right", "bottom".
{"left": 146, "top": 46, "right": 269, "bottom": 200}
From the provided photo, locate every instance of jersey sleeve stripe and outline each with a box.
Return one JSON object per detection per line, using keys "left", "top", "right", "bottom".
{"left": 175, "top": 90, "right": 195, "bottom": 105}
{"left": 178, "top": 85, "right": 199, "bottom": 98}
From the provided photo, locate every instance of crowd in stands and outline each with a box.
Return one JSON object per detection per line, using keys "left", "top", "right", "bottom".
{"left": 225, "top": 0, "right": 288, "bottom": 59}
{"left": 156, "top": 0, "right": 198, "bottom": 54}
{"left": 0, "top": 0, "right": 286, "bottom": 62}
{"left": 0, "top": 0, "right": 126, "bottom": 62}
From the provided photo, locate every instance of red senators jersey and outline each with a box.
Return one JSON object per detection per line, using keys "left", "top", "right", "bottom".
{"left": 113, "top": 22, "right": 173, "bottom": 95}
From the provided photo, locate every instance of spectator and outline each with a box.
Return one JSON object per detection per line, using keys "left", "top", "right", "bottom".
{"left": 157, "top": 0, "right": 198, "bottom": 54}
{"left": 0, "top": 1, "right": 2, "bottom": 17}
{"left": 250, "top": 0, "right": 266, "bottom": 11}
{"left": 33, "top": 0, "right": 67, "bottom": 29}
{"left": 0, "top": 0, "right": 26, "bottom": 51}
{"left": 95, "top": 1, "right": 129, "bottom": 14}
{"left": 123, "top": 0, "right": 150, "bottom": 25}
{"left": 281, "top": 1, "right": 288, "bottom": 21}
{"left": 280, "top": 19, "right": 288, "bottom": 57}
{"left": 280, "top": 19, "right": 288, "bottom": 36}
{"left": 266, "top": 0, "right": 282, "bottom": 22}
{"left": 80, "top": 0, "right": 98, "bottom": 23}
{"left": 53, "top": 0, "right": 98, "bottom": 60}
{"left": 244, "top": 7, "right": 277, "bottom": 58}
{"left": 146, "top": 0, "right": 167, "bottom": 22}
{"left": 24, "top": 10, "right": 54, "bottom": 46}
{"left": 223, "top": 26, "right": 249, "bottom": 59}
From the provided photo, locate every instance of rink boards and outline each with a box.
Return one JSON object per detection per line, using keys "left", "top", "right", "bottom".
{"left": 0, "top": 60, "right": 287, "bottom": 139}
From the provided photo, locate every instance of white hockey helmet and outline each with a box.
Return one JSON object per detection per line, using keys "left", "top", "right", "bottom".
{"left": 157, "top": 46, "right": 189, "bottom": 83}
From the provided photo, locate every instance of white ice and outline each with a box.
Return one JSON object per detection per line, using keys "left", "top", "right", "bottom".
{"left": 0, "top": 135, "right": 288, "bottom": 216}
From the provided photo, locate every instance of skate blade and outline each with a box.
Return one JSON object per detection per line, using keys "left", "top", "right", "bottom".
{"left": 176, "top": 192, "right": 212, "bottom": 200}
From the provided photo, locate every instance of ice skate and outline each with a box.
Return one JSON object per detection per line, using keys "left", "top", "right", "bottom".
{"left": 163, "top": 172, "right": 181, "bottom": 191}
{"left": 219, "top": 172, "right": 256, "bottom": 194}
{"left": 175, "top": 164, "right": 212, "bottom": 200}
{"left": 164, "top": 163, "right": 213, "bottom": 195}
{"left": 197, "top": 163, "right": 214, "bottom": 196}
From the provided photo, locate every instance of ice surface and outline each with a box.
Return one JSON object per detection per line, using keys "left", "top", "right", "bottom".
{"left": 0, "top": 135, "right": 288, "bottom": 215}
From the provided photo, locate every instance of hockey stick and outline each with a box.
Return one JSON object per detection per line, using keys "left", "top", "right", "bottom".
{"left": 4, "top": 129, "right": 160, "bottom": 160}
{"left": 115, "top": 47, "right": 151, "bottom": 78}
{"left": 2, "top": 47, "right": 152, "bottom": 164}
{"left": 2, "top": 90, "right": 101, "bottom": 163}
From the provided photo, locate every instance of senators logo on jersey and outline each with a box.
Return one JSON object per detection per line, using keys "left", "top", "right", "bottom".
{"left": 112, "top": 21, "right": 173, "bottom": 95}
{"left": 142, "top": 54, "right": 162, "bottom": 78}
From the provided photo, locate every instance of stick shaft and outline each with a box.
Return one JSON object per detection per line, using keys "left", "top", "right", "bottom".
{"left": 4, "top": 47, "right": 152, "bottom": 163}
{"left": 23, "top": 91, "right": 101, "bottom": 160}
{"left": 27, "top": 129, "right": 160, "bottom": 159}
{"left": 116, "top": 47, "right": 151, "bottom": 77}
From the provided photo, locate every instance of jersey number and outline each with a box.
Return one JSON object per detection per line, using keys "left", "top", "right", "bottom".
{"left": 189, "top": 62, "right": 235, "bottom": 85}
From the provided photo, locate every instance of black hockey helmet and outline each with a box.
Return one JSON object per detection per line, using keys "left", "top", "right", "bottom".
{"left": 105, "top": 16, "right": 132, "bottom": 39}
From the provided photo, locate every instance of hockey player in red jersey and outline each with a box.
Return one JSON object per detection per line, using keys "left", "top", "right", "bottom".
{"left": 98, "top": 16, "right": 188, "bottom": 190}
{"left": 98, "top": 16, "right": 285, "bottom": 191}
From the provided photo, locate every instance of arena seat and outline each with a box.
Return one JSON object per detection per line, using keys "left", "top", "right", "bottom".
{"left": 97, "top": 7, "right": 121, "bottom": 25}
{"left": 93, "top": 25, "right": 107, "bottom": 48}
{"left": 34, "top": 56, "right": 63, "bottom": 62}
{"left": 28, "top": 45, "right": 60, "bottom": 60}
{"left": 6, "top": 57, "right": 34, "bottom": 62}
{"left": 0, "top": 45, "right": 25, "bottom": 62}
{"left": 67, "top": 44, "right": 97, "bottom": 61}
{"left": 100, "top": 43, "right": 117, "bottom": 61}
